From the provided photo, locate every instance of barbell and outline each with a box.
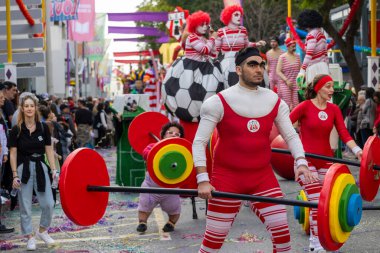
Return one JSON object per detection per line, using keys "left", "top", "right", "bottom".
{"left": 127, "top": 112, "right": 380, "bottom": 202}
{"left": 272, "top": 135, "right": 380, "bottom": 202}
{"left": 60, "top": 148, "right": 377, "bottom": 252}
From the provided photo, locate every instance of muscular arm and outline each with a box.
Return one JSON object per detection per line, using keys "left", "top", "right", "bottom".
{"left": 192, "top": 96, "right": 223, "bottom": 170}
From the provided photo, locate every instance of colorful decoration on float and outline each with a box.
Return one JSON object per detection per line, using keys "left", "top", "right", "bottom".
{"left": 166, "top": 7, "right": 189, "bottom": 41}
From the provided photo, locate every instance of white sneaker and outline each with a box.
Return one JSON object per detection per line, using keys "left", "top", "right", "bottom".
{"left": 36, "top": 230, "right": 55, "bottom": 245}
{"left": 26, "top": 237, "right": 36, "bottom": 251}
{"left": 309, "top": 236, "right": 326, "bottom": 252}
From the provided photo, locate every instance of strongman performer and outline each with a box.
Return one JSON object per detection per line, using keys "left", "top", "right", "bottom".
{"left": 193, "top": 47, "right": 318, "bottom": 253}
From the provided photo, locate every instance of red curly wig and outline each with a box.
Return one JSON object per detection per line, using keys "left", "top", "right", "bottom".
{"left": 186, "top": 11, "right": 210, "bottom": 33}
{"left": 220, "top": 5, "right": 243, "bottom": 25}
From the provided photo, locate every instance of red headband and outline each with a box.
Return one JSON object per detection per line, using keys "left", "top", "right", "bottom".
{"left": 285, "top": 38, "right": 296, "bottom": 47}
{"left": 314, "top": 75, "right": 333, "bottom": 92}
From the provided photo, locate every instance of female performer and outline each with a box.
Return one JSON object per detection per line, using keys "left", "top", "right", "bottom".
{"left": 215, "top": 5, "right": 266, "bottom": 87}
{"left": 290, "top": 74, "right": 362, "bottom": 252}
{"left": 162, "top": 11, "right": 224, "bottom": 122}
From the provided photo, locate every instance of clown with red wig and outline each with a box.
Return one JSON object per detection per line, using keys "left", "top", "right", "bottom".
{"left": 161, "top": 11, "right": 224, "bottom": 122}
{"left": 215, "top": 5, "right": 266, "bottom": 88}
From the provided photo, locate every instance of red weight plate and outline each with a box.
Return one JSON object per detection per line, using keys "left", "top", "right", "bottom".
{"left": 60, "top": 148, "right": 110, "bottom": 226}
{"left": 147, "top": 138, "right": 194, "bottom": 188}
{"left": 128, "top": 112, "right": 169, "bottom": 155}
{"left": 318, "top": 163, "right": 350, "bottom": 251}
{"left": 179, "top": 120, "right": 199, "bottom": 143}
{"left": 359, "top": 136, "right": 380, "bottom": 201}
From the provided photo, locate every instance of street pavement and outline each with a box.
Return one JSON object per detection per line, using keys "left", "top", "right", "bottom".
{"left": 1, "top": 147, "right": 379, "bottom": 252}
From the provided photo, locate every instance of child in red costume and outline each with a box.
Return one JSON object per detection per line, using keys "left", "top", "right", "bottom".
{"left": 289, "top": 74, "right": 362, "bottom": 252}
{"left": 193, "top": 47, "right": 317, "bottom": 253}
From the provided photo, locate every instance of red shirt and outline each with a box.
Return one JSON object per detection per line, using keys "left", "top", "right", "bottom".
{"left": 290, "top": 100, "right": 353, "bottom": 157}
{"left": 212, "top": 93, "right": 281, "bottom": 193}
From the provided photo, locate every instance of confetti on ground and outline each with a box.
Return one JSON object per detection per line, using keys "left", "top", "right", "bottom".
{"left": 236, "top": 232, "right": 263, "bottom": 243}
{"left": 0, "top": 241, "right": 19, "bottom": 250}
{"left": 181, "top": 233, "right": 203, "bottom": 240}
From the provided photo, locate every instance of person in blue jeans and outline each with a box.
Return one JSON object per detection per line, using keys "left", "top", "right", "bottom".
{"left": 9, "top": 94, "right": 58, "bottom": 251}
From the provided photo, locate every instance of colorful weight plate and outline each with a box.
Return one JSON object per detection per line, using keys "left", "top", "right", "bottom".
{"left": 147, "top": 138, "right": 194, "bottom": 188}
{"left": 329, "top": 173, "right": 355, "bottom": 243}
{"left": 128, "top": 112, "right": 169, "bottom": 155}
{"left": 318, "top": 163, "right": 350, "bottom": 251}
{"left": 338, "top": 184, "right": 358, "bottom": 232}
{"left": 297, "top": 195, "right": 305, "bottom": 224}
{"left": 60, "top": 148, "right": 110, "bottom": 226}
{"left": 359, "top": 136, "right": 380, "bottom": 201}
{"left": 299, "top": 190, "right": 310, "bottom": 235}
{"left": 347, "top": 193, "right": 362, "bottom": 227}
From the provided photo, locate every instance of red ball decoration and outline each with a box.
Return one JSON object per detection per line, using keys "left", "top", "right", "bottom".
{"left": 270, "top": 135, "right": 295, "bottom": 180}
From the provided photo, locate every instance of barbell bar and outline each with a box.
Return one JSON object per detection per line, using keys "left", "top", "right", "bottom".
{"left": 60, "top": 148, "right": 377, "bottom": 251}
{"left": 87, "top": 185, "right": 378, "bottom": 211}
{"left": 271, "top": 148, "right": 380, "bottom": 170}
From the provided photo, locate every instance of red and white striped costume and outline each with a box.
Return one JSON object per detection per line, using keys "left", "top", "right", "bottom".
{"left": 301, "top": 28, "right": 328, "bottom": 71}
{"left": 214, "top": 26, "right": 256, "bottom": 54}
{"left": 193, "top": 85, "right": 307, "bottom": 252}
{"left": 185, "top": 33, "right": 215, "bottom": 62}
{"left": 266, "top": 50, "right": 285, "bottom": 90}
{"left": 214, "top": 26, "right": 257, "bottom": 87}
{"left": 143, "top": 69, "right": 158, "bottom": 111}
{"left": 289, "top": 100, "right": 353, "bottom": 246}
{"left": 277, "top": 53, "right": 301, "bottom": 109}
{"left": 300, "top": 28, "right": 329, "bottom": 83}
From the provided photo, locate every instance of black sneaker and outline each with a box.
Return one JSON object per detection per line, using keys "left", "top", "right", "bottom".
{"left": 136, "top": 223, "right": 147, "bottom": 233}
{"left": 162, "top": 222, "right": 175, "bottom": 232}
{"left": 0, "top": 224, "right": 14, "bottom": 234}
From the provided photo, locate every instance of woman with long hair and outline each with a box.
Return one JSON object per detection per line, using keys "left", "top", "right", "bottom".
{"left": 290, "top": 74, "right": 362, "bottom": 252}
{"left": 9, "top": 94, "right": 57, "bottom": 251}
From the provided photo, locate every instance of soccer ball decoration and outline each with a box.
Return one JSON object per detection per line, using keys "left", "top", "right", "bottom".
{"left": 125, "top": 96, "right": 138, "bottom": 112}
{"left": 162, "top": 57, "right": 224, "bottom": 122}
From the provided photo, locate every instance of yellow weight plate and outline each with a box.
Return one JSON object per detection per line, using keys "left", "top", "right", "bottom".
{"left": 329, "top": 173, "right": 355, "bottom": 243}
{"left": 153, "top": 144, "right": 193, "bottom": 185}
{"left": 299, "top": 190, "right": 310, "bottom": 233}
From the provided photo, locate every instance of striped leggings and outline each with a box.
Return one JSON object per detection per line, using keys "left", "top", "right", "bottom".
{"left": 277, "top": 81, "right": 299, "bottom": 110}
{"left": 296, "top": 162, "right": 330, "bottom": 239}
{"left": 199, "top": 187, "right": 291, "bottom": 253}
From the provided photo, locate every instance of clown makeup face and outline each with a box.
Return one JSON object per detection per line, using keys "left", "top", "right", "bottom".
{"left": 196, "top": 23, "right": 209, "bottom": 35}
{"left": 231, "top": 11, "right": 241, "bottom": 26}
